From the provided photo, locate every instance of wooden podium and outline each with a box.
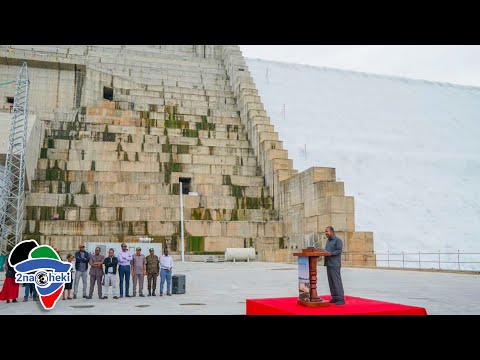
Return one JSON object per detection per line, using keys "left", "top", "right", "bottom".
{"left": 293, "top": 248, "right": 331, "bottom": 307}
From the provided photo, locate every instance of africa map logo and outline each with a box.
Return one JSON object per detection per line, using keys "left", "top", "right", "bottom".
{"left": 8, "top": 240, "right": 72, "bottom": 310}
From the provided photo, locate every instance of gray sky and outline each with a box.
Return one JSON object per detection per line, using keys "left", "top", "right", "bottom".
{"left": 240, "top": 45, "right": 480, "bottom": 87}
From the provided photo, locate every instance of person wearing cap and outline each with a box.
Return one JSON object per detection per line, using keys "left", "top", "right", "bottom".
{"left": 159, "top": 248, "right": 174, "bottom": 296}
{"left": 73, "top": 244, "right": 90, "bottom": 299}
{"left": 131, "top": 247, "right": 146, "bottom": 297}
{"left": 145, "top": 248, "right": 160, "bottom": 296}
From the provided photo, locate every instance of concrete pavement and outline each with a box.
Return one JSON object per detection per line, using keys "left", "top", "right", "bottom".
{"left": 0, "top": 261, "right": 478, "bottom": 314}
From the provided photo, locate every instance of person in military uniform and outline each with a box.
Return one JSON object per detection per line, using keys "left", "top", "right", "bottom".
{"left": 131, "top": 247, "right": 146, "bottom": 297}
{"left": 146, "top": 248, "right": 160, "bottom": 296}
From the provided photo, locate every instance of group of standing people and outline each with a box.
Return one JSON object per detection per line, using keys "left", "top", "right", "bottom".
{"left": 0, "top": 243, "right": 175, "bottom": 303}
{"left": 72, "top": 243, "right": 174, "bottom": 300}
{"left": 2, "top": 226, "right": 345, "bottom": 307}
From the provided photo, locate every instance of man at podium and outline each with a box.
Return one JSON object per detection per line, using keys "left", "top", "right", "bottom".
{"left": 324, "top": 226, "right": 345, "bottom": 305}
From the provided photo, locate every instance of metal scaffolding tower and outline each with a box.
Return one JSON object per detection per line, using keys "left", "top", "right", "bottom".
{"left": 0, "top": 62, "right": 30, "bottom": 256}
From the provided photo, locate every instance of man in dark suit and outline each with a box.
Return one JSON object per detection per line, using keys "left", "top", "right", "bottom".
{"left": 102, "top": 248, "right": 119, "bottom": 299}
{"left": 74, "top": 244, "right": 90, "bottom": 299}
{"left": 324, "top": 226, "right": 345, "bottom": 305}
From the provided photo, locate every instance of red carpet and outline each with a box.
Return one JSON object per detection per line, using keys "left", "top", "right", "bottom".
{"left": 246, "top": 295, "right": 427, "bottom": 315}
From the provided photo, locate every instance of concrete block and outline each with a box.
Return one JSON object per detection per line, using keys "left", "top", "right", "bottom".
{"left": 314, "top": 181, "right": 345, "bottom": 198}
{"left": 204, "top": 237, "right": 244, "bottom": 251}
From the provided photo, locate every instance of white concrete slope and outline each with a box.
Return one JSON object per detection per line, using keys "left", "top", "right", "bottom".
{"left": 248, "top": 58, "right": 480, "bottom": 255}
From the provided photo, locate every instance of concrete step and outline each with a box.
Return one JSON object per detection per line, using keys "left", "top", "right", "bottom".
{"left": 46, "top": 128, "right": 248, "bottom": 143}
{"left": 26, "top": 192, "right": 272, "bottom": 210}
{"left": 36, "top": 158, "right": 261, "bottom": 176}
{"left": 111, "top": 90, "right": 236, "bottom": 104}
{"left": 107, "top": 82, "right": 235, "bottom": 98}
{"left": 31, "top": 181, "right": 270, "bottom": 197}
{"left": 49, "top": 120, "right": 245, "bottom": 136}
{"left": 25, "top": 205, "right": 278, "bottom": 222}
{"left": 74, "top": 113, "right": 241, "bottom": 127}
{"left": 81, "top": 104, "right": 239, "bottom": 119}
{"left": 28, "top": 234, "right": 282, "bottom": 254}
{"left": 42, "top": 148, "right": 258, "bottom": 166}
{"left": 43, "top": 144, "right": 255, "bottom": 160}
{"left": 33, "top": 169, "right": 266, "bottom": 186}
{"left": 47, "top": 137, "right": 253, "bottom": 153}
{"left": 24, "top": 219, "right": 284, "bottom": 237}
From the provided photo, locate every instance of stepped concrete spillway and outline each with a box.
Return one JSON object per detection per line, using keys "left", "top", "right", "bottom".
{"left": 0, "top": 45, "right": 374, "bottom": 266}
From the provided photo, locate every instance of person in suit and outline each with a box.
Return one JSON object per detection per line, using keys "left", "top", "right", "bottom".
{"left": 102, "top": 248, "right": 119, "bottom": 299}
{"left": 324, "top": 226, "right": 345, "bottom": 305}
{"left": 73, "top": 244, "right": 90, "bottom": 299}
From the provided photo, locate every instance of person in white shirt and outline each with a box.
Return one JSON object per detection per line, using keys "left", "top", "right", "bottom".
{"left": 118, "top": 243, "right": 133, "bottom": 298}
{"left": 159, "top": 248, "right": 174, "bottom": 296}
